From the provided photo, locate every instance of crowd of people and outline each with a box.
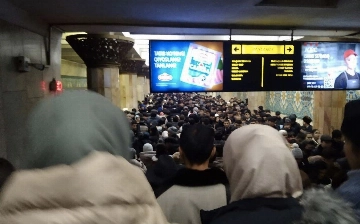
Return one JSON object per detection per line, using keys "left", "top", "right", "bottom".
{"left": 0, "top": 91, "right": 359, "bottom": 224}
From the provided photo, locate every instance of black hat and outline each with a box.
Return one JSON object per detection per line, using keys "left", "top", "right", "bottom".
{"left": 145, "top": 155, "right": 180, "bottom": 189}
{"left": 289, "top": 114, "right": 297, "bottom": 121}
{"left": 320, "top": 135, "right": 332, "bottom": 142}
{"left": 303, "top": 116, "right": 312, "bottom": 124}
{"left": 267, "top": 116, "right": 277, "bottom": 122}
{"left": 275, "top": 111, "right": 281, "bottom": 115}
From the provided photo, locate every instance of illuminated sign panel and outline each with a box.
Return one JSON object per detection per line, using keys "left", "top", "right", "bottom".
{"left": 223, "top": 42, "right": 301, "bottom": 91}
{"left": 301, "top": 42, "right": 360, "bottom": 90}
{"left": 150, "top": 41, "right": 224, "bottom": 92}
{"left": 150, "top": 41, "right": 360, "bottom": 92}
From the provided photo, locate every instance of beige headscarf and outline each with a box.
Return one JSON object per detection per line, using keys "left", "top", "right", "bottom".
{"left": 223, "top": 124, "right": 303, "bottom": 203}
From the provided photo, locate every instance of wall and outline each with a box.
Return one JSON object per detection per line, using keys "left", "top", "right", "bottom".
{"left": 207, "top": 92, "right": 265, "bottom": 110}
{"left": 0, "top": 20, "right": 62, "bottom": 167}
{"left": 61, "top": 59, "right": 87, "bottom": 89}
{"left": 265, "top": 91, "right": 314, "bottom": 119}
{"left": 313, "top": 91, "right": 346, "bottom": 135}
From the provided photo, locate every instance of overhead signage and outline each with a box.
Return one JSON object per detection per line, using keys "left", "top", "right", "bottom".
{"left": 223, "top": 42, "right": 302, "bottom": 91}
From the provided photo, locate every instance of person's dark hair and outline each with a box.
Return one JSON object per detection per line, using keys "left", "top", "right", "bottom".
{"left": 179, "top": 124, "right": 215, "bottom": 165}
{"left": 322, "top": 147, "right": 337, "bottom": 160}
{"left": 0, "top": 158, "right": 15, "bottom": 190}
{"left": 303, "top": 139, "right": 317, "bottom": 147}
{"left": 131, "top": 120, "right": 138, "bottom": 125}
{"left": 189, "top": 113, "right": 200, "bottom": 123}
{"left": 202, "top": 117, "right": 210, "bottom": 125}
{"left": 165, "top": 122, "right": 173, "bottom": 129}
{"left": 296, "top": 132, "right": 307, "bottom": 142}
{"left": 256, "top": 117, "right": 264, "bottom": 123}
{"left": 155, "top": 143, "right": 168, "bottom": 158}
{"left": 157, "top": 118, "right": 166, "bottom": 126}
{"left": 173, "top": 116, "right": 179, "bottom": 122}
{"left": 178, "top": 120, "right": 184, "bottom": 128}
{"left": 150, "top": 112, "right": 157, "bottom": 118}
{"left": 288, "top": 139, "right": 297, "bottom": 144}
{"left": 149, "top": 126, "right": 159, "bottom": 136}
{"left": 163, "top": 109, "right": 171, "bottom": 115}
{"left": 288, "top": 132, "right": 296, "bottom": 138}
{"left": 259, "top": 112, "right": 266, "bottom": 118}
{"left": 189, "top": 118, "right": 196, "bottom": 125}
{"left": 164, "top": 137, "right": 179, "bottom": 154}
{"left": 235, "top": 120, "right": 242, "bottom": 124}
{"left": 179, "top": 115, "right": 185, "bottom": 121}
{"left": 214, "top": 130, "right": 223, "bottom": 140}
{"left": 303, "top": 116, "right": 312, "bottom": 124}
{"left": 332, "top": 129, "right": 342, "bottom": 140}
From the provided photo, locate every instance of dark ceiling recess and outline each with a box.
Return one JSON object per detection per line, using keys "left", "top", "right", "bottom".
{"left": 256, "top": 0, "right": 339, "bottom": 8}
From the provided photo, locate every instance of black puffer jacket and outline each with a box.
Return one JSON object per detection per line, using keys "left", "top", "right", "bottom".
{"left": 201, "top": 197, "right": 302, "bottom": 224}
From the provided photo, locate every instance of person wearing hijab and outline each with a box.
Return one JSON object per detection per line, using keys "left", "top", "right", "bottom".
{"left": 200, "top": 124, "right": 304, "bottom": 224}
{"left": 0, "top": 91, "right": 170, "bottom": 224}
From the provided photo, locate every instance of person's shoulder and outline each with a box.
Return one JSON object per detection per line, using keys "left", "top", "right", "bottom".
{"left": 335, "top": 72, "right": 347, "bottom": 81}
{"left": 296, "top": 188, "right": 358, "bottom": 224}
{"left": 337, "top": 71, "right": 346, "bottom": 77}
{"left": 201, "top": 197, "right": 302, "bottom": 224}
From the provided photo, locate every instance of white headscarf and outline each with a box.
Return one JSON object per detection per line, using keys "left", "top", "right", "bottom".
{"left": 223, "top": 124, "right": 303, "bottom": 202}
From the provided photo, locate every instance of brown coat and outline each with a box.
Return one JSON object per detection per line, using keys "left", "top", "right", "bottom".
{"left": 0, "top": 152, "right": 171, "bottom": 224}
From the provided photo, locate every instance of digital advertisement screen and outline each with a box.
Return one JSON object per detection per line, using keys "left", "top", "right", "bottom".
{"left": 223, "top": 41, "right": 302, "bottom": 91}
{"left": 302, "top": 42, "right": 360, "bottom": 90}
{"left": 150, "top": 41, "right": 224, "bottom": 92}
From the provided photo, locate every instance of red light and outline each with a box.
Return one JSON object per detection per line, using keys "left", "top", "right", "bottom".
{"left": 56, "top": 81, "right": 63, "bottom": 92}
{"left": 41, "top": 81, "right": 46, "bottom": 90}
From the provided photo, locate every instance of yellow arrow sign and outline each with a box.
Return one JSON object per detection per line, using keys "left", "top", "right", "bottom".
{"left": 232, "top": 44, "right": 242, "bottom": 54}
{"left": 285, "top": 45, "right": 294, "bottom": 54}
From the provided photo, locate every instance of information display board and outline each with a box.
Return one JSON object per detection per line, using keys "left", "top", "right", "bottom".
{"left": 223, "top": 41, "right": 302, "bottom": 91}
{"left": 301, "top": 42, "right": 360, "bottom": 90}
{"left": 149, "top": 41, "right": 223, "bottom": 92}
{"left": 149, "top": 40, "right": 360, "bottom": 92}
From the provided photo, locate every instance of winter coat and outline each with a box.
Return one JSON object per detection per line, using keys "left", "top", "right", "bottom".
{"left": 0, "top": 152, "right": 171, "bottom": 224}
{"left": 156, "top": 168, "right": 229, "bottom": 224}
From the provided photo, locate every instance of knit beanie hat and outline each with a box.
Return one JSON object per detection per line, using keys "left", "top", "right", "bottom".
{"left": 292, "top": 144, "right": 303, "bottom": 159}
{"left": 143, "top": 143, "right": 153, "bottom": 152}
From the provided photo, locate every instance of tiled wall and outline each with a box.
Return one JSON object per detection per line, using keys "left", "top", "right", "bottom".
{"left": 61, "top": 76, "right": 87, "bottom": 89}
{"left": 61, "top": 59, "right": 87, "bottom": 89}
{"left": 0, "top": 20, "right": 61, "bottom": 167}
{"left": 265, "top": 91, "right": 314, "bottom": 119}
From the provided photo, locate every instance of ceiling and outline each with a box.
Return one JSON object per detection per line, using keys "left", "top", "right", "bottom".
{"left": 5, "top": 0, "right": 360, "bottom": 64}
{"left": 6, "top": 0, "right": 360, "bottom": 36}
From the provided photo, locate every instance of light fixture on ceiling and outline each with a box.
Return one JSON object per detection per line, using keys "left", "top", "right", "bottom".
{"left": 123, "top": 34, "right": 303, "bottom": 41}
